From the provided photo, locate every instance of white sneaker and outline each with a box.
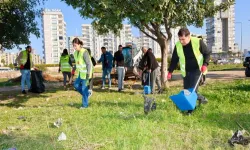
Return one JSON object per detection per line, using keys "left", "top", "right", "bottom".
{"left": 88, "top": 90, "right": 93, "bottom": 98}
{"left": 101, "top": 86, "right": 105, "bottom": 90}
{"left": 79, "top": 107, "right": 87, "bottom": 109}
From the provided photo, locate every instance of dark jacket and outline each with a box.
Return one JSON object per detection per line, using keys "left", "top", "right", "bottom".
{"left": 141, "top": 51, "right": 159, "bottom": 71}
{"left": 168, "top": 39, "right": 211, "bottom": 73}
{"left": 98, "top": 51, "right": 113, "bottom": 70}
{"left": 113, "top": 50, "right": 124, "bottom": 67}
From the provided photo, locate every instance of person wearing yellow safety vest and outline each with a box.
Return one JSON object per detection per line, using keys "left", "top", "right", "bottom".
{"left": 167, "top": 28, "right": 211, "bottom": 115}
{"left": 16, "top": 46, "right": 36, "bottom": 94}
{"left": 72, "top": 38, "right": 92, "bottom": 109}
{"left": 59, "top": 49, "right": 73, "bottom": 89}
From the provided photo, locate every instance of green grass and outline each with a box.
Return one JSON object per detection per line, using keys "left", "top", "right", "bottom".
{"left": 0, "top": 78, "right": 18, "bottom": 87}
{"left": 209, "top": 64, "right": 244, "bottom": 71}
{"left": 1, "top": 79, "right": 250, "bottom": 149}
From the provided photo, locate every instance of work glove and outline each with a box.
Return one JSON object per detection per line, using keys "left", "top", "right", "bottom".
{"left": 167, "top": 72, "right": 172, "bottom": 80}
{"left": 71, "top": 70, "right": 75, "bottom": 75}
{"left": 201, "top": 65, "right": 207, "bottom": 73}
{"left": 20, "top": 65, "right": 24, "bottom": 69}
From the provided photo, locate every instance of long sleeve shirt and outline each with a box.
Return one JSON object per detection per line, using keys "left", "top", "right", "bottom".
{"left": 168, "top": 39, "right": 211, "bottom": 73}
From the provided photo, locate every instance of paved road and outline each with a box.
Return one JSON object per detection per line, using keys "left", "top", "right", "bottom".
{"left": 0, "top": 70, "right": 247, "bottom": 93}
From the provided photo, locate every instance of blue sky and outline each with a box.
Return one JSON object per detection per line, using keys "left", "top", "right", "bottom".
{"left": 10, "top": 0, "right": 250, "bottom": 56}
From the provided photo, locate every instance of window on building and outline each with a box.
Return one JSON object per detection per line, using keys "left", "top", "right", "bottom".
{"left": 59, "top": 36, "right": 63, "bottom": 40}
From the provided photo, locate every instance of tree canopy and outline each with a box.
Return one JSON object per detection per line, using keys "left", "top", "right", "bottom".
{"left": 0, "top": 0, "right": 45, "bottom": 50}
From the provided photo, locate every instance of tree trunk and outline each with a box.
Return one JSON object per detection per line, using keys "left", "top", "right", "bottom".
{"left": 158, "top": 39, "right": 170, "bottom": 89}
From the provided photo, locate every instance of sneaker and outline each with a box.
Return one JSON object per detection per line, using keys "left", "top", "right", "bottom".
{"left": 118, "top": 89, "right": 121, "bottom": 92}
{"left": 199, "top": 98, "right": 208, "bottom": 105}
{"left": 101, "top": 86, "right": 105, "bottom": 90}
{"left": 79, "top": 107, "right": 87, "bottom": 109}
{"left": 22, "top": 90, "right": 27, "bottom": 94}
{"left": 187, "top": 110, "right": 193, "bottom": 116}
{"left": 88, "top": 90, "right": 93, "bottom": 98}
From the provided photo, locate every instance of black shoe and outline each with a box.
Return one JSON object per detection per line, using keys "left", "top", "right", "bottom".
{"left": 22, "top": 90, "right": 27, "bottom": 94}
{"left": 198, "top": 98, "right": 208, "bottom": 105}
{"left": 118, "top": 89, "right": 121, "bottom": 92}
{"left": 28, "top": 89, "right": 32, "bottom": 92}
{"left": 151, "top": 101, "right": 156, "bottom": 111}
{"left": 157, "top": 89, "right": 163, "bottom": 94}
{"left": 187, "top": 110, "right": 193, "bottom": 116}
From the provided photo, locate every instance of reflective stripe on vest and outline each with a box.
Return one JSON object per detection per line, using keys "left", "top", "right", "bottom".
{"left": 20, "top": 50, "right": 32, "bottom": 67}
{"left": 176, "top": 37, "right": 207, "bottom": 77}
{"left": 74, "top": 48, "right": 88, "bottom": 79}
{"left": 60, "top": 55, "right": 71, "bottom": 72}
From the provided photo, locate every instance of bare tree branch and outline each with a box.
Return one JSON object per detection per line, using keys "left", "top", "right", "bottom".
{"left": 134, "top": 23, "right": 157, "bottom": 41}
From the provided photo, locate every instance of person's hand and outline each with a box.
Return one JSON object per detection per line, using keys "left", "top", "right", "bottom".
{"left": 201, "top": 65, "right": 207, "bottom": 73}
{"left": 58, "top": 68, "right": 61, "bottom": 73}
{"left": 71, "top": 70, "right": 75, "bottom": 75}
{"left": 34, "top": 67, "right": 38, "bottom": 71}
{"left": 113, "top": 68, "right": 116, "bottom": 73}
{"left": 148, "top": 69, "right": 151, "bottom": 73}
{"left": 139, "top": 70, "right": 142, "bottom": 77}
{"left": 167, "top": 72, "right": 172, "bottom": 80}
{"left": 125, "top": 67, "right": 127, "bottom": 72}
{"left": 20, "top": 64, "right": 24, "bottom": 69}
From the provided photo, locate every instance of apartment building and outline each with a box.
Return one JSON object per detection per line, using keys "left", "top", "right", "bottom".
{"left": 206, "top": 0, "right": 235, "bottom": 53}
{"left": 42, "top": 9, "right": 67, "bottom": 64}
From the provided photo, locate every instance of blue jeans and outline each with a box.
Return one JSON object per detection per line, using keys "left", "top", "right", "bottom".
{"left": 102, "top": 68, "right": 111, "bottom": 87}
{"left": 117, "top": 67, "right": 125, "bottom": 90}
{"left": 21, "top": 69, "right": 31, "bottom": 91}
{"left": 74, "top": 76, "right": 89, "bottom": 107}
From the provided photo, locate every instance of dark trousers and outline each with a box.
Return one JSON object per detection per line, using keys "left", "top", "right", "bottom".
{"left": 62, "top": 72, "right": 71, "bottom": 86}
{"left": 183, "top": 69, "right": 206, "bottom": 102}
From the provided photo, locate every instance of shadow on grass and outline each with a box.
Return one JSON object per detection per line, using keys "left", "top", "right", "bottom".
{"left": 0, "top": 134, "right": 64, "bottom": 149}
{"left": 199, "top": 112, "right": 250, "bottom": 131}
{"left": 0, "top": 86, "right": 66, "bottom": 108}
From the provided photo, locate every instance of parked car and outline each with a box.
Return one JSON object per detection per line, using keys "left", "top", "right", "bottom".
{"left": 214, "top": 58, "right": 229, "bottom": 65}
{"left": 230, "top": 58, "right": 242, "bottom": 64}
{"left": 243, "top": 55, "right": 250, "bottom": 77}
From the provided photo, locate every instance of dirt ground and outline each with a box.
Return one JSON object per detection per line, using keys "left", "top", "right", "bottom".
{"left": 0, "top": 70, "right": 247, "bottom": 93}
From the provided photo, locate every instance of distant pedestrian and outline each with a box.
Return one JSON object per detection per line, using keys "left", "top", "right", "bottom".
{"left": 72, "top": 38, "right": 92, "bottom": 109}
{"left": 59, "top": 49, "right": 73, "bottom": 89}
{"left": 113, "top": 45, "right": 125, "bottom": 92}
{"left": 98, "top": 47, "right": 113, "bottom": 89}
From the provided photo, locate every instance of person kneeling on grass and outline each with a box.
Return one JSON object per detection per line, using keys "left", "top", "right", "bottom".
{"left": 72, "top": 38, "right": 92, "bottom": 109}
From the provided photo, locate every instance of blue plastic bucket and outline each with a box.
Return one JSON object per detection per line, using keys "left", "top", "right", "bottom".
{"left": 144, "top": 85, "right": 151, "bottom": 94}
{"left": 169, "top": 88, "right": 197, "bottom": 111}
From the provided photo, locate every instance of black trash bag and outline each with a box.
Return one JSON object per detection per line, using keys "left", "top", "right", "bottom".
{"left": 30, "top": 70, "right": 45, "bottom": 93}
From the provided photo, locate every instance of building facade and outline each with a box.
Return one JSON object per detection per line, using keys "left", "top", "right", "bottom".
{"left": 42, "top": 9, "right": 67, "bottom": 64}
{"left": 206, "top": 0, "right": 235, "bottom": 53}
{"left": 81, "top": 24, "right": 132, "bottom": 59}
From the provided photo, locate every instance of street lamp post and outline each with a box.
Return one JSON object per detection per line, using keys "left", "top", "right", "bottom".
{"left": 235, "top": 22, "right": 242, "bottom": 59}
